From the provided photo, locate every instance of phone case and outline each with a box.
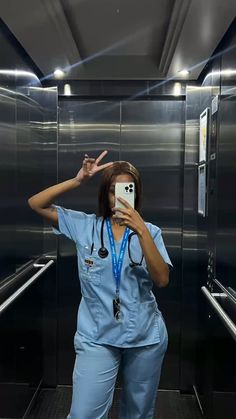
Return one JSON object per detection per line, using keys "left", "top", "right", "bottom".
{"left": 115, "top": 182, "right": 135, "bottom": 209}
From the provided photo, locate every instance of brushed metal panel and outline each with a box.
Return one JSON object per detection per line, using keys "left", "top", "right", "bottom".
{"left": 15, "top": 86, "right": 43, "bottom": 269}
{"left": 15, "top": 84, "right": 57, "bottom": 269}
{"left": 182, "top": 86, "right": 201, "bottom": 393}
{"left": 0, "top": 82, "right": 16, "bottom": 282}
{"left": 192, "top": 29, "right": 236, "bottom": 416}
{"left": 208, "top": 40, "right": 236, "bottom": 418}
{"left": 29, "top": 86, "right": 58, "bottom": 387}
{"left": 121, "top": 100, "right": 184, "bottom": 389}
{"left": 0, "top": 263, "right": 56, "bottom": 417}
{"left": 216, "top": 64, "right": 236, "bottom": 290}
{"left": 0, "top": 20, "right": 58, "bottom": 415}
{"left": 31, "top": 86, "right": 58, "bottom": 260}
{"left": 0, "top": 80, "right": 46, "bottom": 418}
{"left": 57, "top": 99, "right": 120, "bottom": 383}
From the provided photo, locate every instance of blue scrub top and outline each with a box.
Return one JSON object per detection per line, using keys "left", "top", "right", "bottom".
{"left": 53, "top": 206, "right": 173, "bottom": 348}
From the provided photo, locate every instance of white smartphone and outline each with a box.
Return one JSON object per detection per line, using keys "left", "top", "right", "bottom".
{"left": 115, "top": 182, "right": 135, "bottom": 214}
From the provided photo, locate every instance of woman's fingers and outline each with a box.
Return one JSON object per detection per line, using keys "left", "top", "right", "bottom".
{"left": 95, "top": 150, "right": 108, "bottom": 165}
{"left": 112, "top": 206, "right": 132, "bottom": 216}
{"left": 82, "top": 151, "right": 112, "bottom": 173}
{"left": 85, "top": 158, "right": 96, "bottom": 162}
{"left": 96, "top": 161, "right": 113, "bottom": 172}
{"left": 116, "top": 197, "right": 132, "bottom": 208}
{"left": 83, "top": 157, "right": 95, "bottom": 163}
{"left": 112, "top": 213, "right": 127, "bottom": 219}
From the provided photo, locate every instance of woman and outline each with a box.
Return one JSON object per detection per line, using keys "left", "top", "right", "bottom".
{"left": 28, "top": 150, "right": 172, "bottom": 419}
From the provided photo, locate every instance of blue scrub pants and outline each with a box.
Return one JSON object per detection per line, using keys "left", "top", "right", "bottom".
{"left": 67, "top": 317, "right": 168, "bottom": 419}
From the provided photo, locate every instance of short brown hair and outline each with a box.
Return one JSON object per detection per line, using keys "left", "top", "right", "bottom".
{"left": 98, "top": 161, "right": 142, "bottom": 218}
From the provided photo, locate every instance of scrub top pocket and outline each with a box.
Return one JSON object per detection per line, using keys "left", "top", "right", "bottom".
{"left": 78, "top": 246, "right": 103, "bottom": 300}
{"left": 80, "top": 246, "right": 103, "bottom": 279}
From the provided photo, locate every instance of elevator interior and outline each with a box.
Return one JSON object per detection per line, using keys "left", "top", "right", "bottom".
{"left": 0, "top": 3, "right": 236, "bottom": 419}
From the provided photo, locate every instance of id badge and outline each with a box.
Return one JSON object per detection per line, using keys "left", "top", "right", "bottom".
{"left": 113, "top": 297, "right": 122, "bottom": 320}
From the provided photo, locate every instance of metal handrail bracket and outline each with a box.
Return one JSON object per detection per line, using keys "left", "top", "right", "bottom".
{"left": 0, "top": 260, "right": 54, "bottom": 316}
{"left": 201, "top": 286, "right": 236, "bottom": 342}
{"left": 213, "top": 278, "right": 236, "bottom": 305}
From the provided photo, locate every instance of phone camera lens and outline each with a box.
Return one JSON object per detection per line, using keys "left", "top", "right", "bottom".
{"left": 125, "top": 186, "right": 129, "bottom": 191}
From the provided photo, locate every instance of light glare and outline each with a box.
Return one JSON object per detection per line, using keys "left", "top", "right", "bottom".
{"left": 54, "top": 68, "right": 65, "bottom": 79}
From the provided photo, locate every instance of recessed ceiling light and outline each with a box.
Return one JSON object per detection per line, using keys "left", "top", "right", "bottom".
{"left": 54, "top": 68, "right": 65, "bottom": 79}
{"left": 178, "top": 69, "right": 189, "bottom": 76}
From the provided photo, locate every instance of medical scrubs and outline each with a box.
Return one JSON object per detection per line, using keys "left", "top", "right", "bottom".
{"left": 53, "top": 206, "right": 173, "bottom": 419}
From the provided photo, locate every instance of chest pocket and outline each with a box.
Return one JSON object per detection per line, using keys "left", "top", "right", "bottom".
{"left": 79, "top": 245, "right": 103, "bottom": 285}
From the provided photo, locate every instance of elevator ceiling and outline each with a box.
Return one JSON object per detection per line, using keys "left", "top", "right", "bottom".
{"left": 0, "top": 0, "right": 236, "bottom": 80}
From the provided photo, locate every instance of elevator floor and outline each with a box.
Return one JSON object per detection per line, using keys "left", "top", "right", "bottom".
{"left": 26, "top": 387, "right": 202, "bottom": 419}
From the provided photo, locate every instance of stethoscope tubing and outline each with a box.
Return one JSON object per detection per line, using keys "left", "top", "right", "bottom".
{"left": 95, "top": 217, "right": 143, "bottom": 267}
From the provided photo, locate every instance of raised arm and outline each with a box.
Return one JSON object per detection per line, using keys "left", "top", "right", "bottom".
{"left": 28, "top": 150, "right": 113, "bottom": 227}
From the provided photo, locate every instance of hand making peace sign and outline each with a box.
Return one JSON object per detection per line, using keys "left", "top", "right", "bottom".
{"left": 75, "top": 150, "right": 113, "bottom": 183}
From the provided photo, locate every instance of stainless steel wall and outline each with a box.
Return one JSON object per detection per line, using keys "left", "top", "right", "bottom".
{"left": 57, "top": 99, "right": 120, "bottom": 384}
{"left": 121, "top": 100, "right": 184, "bottom": 389}
{"left": 181, "top": 85, "right": 200, "bottom": 393}
{"left": 0, "top": 50, "right": 44, "bottom": 281}
{"left": 0, "top": 77, "right": 16, "bottom": 281}
{"left": 205, "top": 29, "right": 236, "bottom": 419}
{"left": 184, "top": 21, "right": 236, "bottom": 418}
{"left": 15, "top": 84, "right": 44, "bottom": 268}
{"left": 0, "top": 20, "right": 58, "bottom": 417}
{"left": 57, "top": 97, "right": 184, "bottom": 389}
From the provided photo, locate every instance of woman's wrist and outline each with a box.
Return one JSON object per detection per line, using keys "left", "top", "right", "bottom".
{"left": 137, "top": 224, "right": 149, "bottom": 239}
{"left": 73, "top": 176, "right": 84, "bottom": 186}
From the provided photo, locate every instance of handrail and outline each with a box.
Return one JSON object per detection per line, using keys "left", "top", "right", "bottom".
{"left": 201, "top": 286, "right": 236, "bottom": 342}
{"left": 213, "top": 278, "right": 236, "bottom": 305}
{"left": 0, "top": 260, "right": 35, "bottom": 293}
{"left": 0, "top": 260, "right": 54, "bottom": 316}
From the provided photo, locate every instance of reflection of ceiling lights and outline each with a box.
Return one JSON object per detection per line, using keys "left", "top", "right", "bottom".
{"left": 0, "top": 69, "right": 38, "bottom": 79}
{"left": 221, "top": 69, "right": 236, "bottom": 76}
{"left": 173, "top": 82, "right": 182, "bottom": 96}
{"left": 204, "top": 69, "right": 236, "bottom": 80}
{"left": 178, "top": 69, "right": 189, "bottom": 76}
{"left": 64, "top": 83, "right": 71, "bottom": 96}
{"left": 54, "top": 68, "right": 65, "bottom": 79}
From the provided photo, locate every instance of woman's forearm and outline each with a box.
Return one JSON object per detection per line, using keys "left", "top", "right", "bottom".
{"left": 28, "top": 177, "right": 81, "bottom": 210}
{"left": 138, "top": 227, "right": 169, "bottom": 288}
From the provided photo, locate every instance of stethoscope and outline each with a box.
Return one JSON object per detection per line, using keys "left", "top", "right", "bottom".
{"left": 94, "top": 218, "right": 144, "bottom": 267}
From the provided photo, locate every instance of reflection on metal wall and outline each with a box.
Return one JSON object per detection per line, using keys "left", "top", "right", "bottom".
{"left": 0, "top": 81, "right": 58, "bottom": 416}
{"left": 182, "top": 83, "right": 212, "bottom": 394}
{"left": 210, "top": 33, "right": 236, "bottom": 419}
{"left": 0, "top": 80, "right": 57, "bottom": 274}
{"left": 121, "top": 100, "right": 184, "bottom": 389}
{"left": 0, "top": 79, "right": 16, "bottom": 281}
{"left": 57, "top": 98, "right": 184, "bottom": 389}
{"left": 15, "top": 84, "right": 44, "bottom": 269}
{"left": 217, "top": 77, "right": 236, "bottom": 289}
{"left": 57, "top": 100, "right": 120, "bottom": 383}
{"left": 189, "top": 23, "right": 236, "bottom": 419}
{"left": 0, "top": 20, "right": 58, "bottom": 416}
{"left": 28, "top": 86, "right": 58, "bottom": 259}
{"left": 0, "top": 80, "right": 58, "bottom": 271}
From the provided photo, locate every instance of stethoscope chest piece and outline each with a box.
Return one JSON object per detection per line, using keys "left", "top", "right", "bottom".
{"left": 98, "top": 247, "right": 109, "bottom": 258}
{"left": 95, "top": 218, "right": 143, "bottom": 265}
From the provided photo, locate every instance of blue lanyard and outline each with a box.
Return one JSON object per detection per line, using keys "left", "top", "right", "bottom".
{"left": 106, "top": 218, "right": 130, "bottom": 296}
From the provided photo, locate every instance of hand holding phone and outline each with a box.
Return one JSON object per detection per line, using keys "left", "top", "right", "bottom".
{"left": 115, "top": 182, "right": 135, "bottom": 217}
